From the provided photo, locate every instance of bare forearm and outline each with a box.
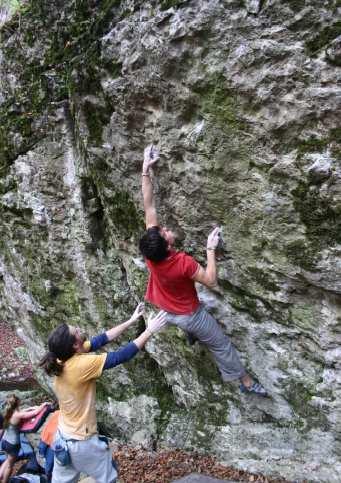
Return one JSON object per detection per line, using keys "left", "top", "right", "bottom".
{"left": 142, "top": 167, "right": 158, "bottom": 227}
{"left": 142, "top": 172, "right": 155, "bottom": 210}
{"left": 20, "top": 404, "right": 45, "bottom": 419}
{"left": 133, "top": 329, "right": 153, "bottom": 349}
{"left": 105, "top": 319, "right": 134, "bottom": 342}
{"left": 205, "top": 249, "right": 217, "bottom": 286}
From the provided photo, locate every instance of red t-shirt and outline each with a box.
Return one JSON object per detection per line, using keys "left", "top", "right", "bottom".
{"left": 145, "top": 251, "right": 200, "bottom": 315}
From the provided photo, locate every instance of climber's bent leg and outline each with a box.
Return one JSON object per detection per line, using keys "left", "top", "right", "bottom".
{"left": 166, "top": 305, "right": 247, "bottom": 382}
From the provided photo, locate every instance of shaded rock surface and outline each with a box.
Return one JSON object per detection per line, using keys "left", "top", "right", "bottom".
{"left": 0, "top": 1, "right": 341, "bottom": 481}
{"left": 326, "top": 35, "right": 341, "bottom": 66}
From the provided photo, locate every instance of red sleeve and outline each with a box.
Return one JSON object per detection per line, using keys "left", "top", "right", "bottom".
{"left": 181, "top": 253, "right": 199, "bottom": 279}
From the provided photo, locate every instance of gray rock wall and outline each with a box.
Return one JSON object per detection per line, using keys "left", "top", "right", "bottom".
{"left": 0, "top": 1, "right": 341, "bottom": 480}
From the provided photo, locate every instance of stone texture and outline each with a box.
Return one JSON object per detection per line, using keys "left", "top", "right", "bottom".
{"left": 326, "top": 35, "right": 341, "bottom": 66}
{"left": 0, "top": 1, "right": 341, "bottom": 482}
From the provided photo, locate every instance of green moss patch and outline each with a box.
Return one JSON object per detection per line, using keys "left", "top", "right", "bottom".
{"left": 289, "top": 304, "right": 318, "bottom": 331}
{"left": 296, "top": 137, "right": 329, "bottom": 158}
{"left": 288, "top": 179, "right": 341, "bottom": 268}
{"left": 82, "top": 100, "right": 112, "bottom": 146}
{"left": 281, "top": 0, "right": 307, "bottom": 13}
{"left": 284, "top": 239, "right": 318, "bottom": 271}
{"left": 283, "top": 380, "right": 329, "bottom": 431}
{"left": 305, "top": 20, "right": 341, "bottom": 56}
{"left": 159, "top": 0, "right": 187, "bottom": 11}
{"left": 0, "top": 0, "right": 126, "bottom": 166}
{"left": 291, "top": 181, "right": 341, "bottom": 244}
{"left": 196, "top": 74, "right": 247, "bottom": 134}
{"left": 247, "top": 266, "right": 280, "bottom": 293}
{"left": 219, "top": 278, "right": 268, "bottom": 322}
{"left": 107, "top": 190, "right": 144, "bottom": 239}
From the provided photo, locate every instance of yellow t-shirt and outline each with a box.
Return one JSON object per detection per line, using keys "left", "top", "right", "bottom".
{"left": 53, "top": 352, "right": 106, "bottom": 440}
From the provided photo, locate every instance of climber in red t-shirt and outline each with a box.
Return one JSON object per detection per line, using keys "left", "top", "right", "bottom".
{"left": 139, "top": 145, "right": 268, "bottom": 397}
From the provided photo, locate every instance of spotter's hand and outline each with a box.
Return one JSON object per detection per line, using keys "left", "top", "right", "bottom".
{"left": 130, "top": 302, "right": 145, "bottom": 322}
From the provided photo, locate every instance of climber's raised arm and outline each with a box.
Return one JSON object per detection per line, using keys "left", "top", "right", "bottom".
{"left": 192, "top": 227, "right": 220, "bottom": 288}
{"left": 142, "top": 144, "right": 160, "bottom": 228}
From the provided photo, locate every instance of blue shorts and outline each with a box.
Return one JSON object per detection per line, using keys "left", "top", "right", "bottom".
{"left": 1, "top": 439, "right": 20, "bottom": 457}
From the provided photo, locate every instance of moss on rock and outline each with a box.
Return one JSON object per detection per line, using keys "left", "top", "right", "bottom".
{"left": 291, "top": 181, "right": 341, "bottom": 249}
{"left": 196, "top": 74, "right": 248, "bottom": 135}
{"left": 159, "top": 0, "right": 187, "bottom": 11}
{"left": 283, "top": 380, "right": 329, "bottom": 431}
{"left": 305, "top": 20, "right": 341, "bottom": 56}
{"left": 289, "top": 304, "right": 318, "bottom": 331}
{"left": 0, "top": 0, "right": 126, "bottom": 165}
{"left": 107, "top": 190, "right": 144, "bottom": 239}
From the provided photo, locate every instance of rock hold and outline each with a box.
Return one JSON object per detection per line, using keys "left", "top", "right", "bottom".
{"left": 326, "top": 35, "right": 341, "bottom": 67}
{"left": 244, "top": 0, "right": 262, "bottom": 15}
{"left": 307, "top": 154, "right": 332, "bottom": 184}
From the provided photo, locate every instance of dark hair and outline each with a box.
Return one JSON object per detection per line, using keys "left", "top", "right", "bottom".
{"left": 3, "top": 394, "right": 20, "bottom": 428}
{"left": 139, "top": 226, "right": 169, "bottom": 262}
{"left": 39, "top": 323, "right": 76, "bottom": 376}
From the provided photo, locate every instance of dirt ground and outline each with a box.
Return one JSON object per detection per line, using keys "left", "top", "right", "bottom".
{"left": 112, "top": 446, "right": 289, "bottom": 483}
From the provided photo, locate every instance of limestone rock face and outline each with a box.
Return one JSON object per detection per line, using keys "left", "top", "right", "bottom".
{"left": 1, "top": 1, "right": 341, "bottom": 481}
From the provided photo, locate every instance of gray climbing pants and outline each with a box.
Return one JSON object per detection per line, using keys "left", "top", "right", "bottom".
{"left": 165, "top": 304, "right": 247, "bottom": 382}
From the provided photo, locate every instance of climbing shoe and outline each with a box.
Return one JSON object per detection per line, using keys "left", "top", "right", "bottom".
{"left": 240, "top": 382, "right": 268, "bottom": 397}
